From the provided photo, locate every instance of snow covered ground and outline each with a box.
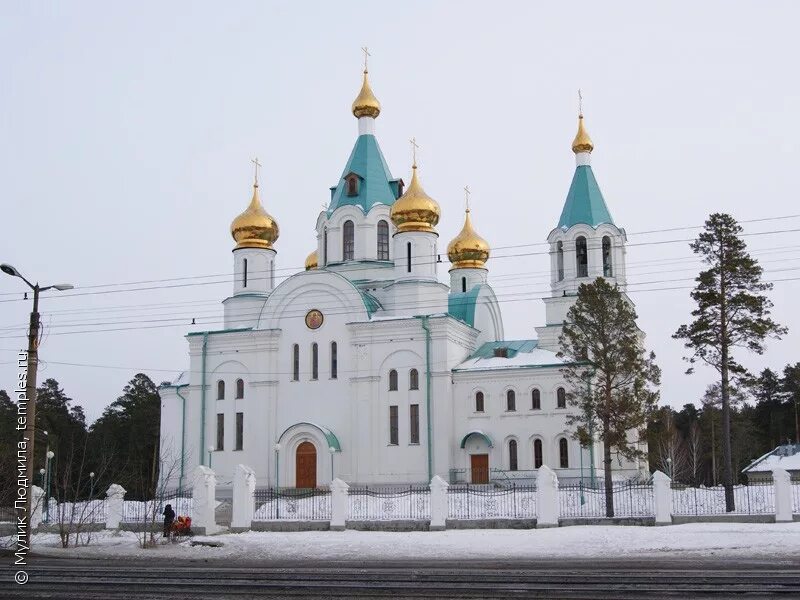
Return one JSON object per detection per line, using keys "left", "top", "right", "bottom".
{"left": 11, "top": 522, "right": 800, "bottom": 562}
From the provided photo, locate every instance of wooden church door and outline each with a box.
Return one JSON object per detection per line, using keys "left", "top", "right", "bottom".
{"left": 471, "top": 454, "right": 489, "bottom": 484}
{"left": 295, "top": 442, "right": 317, "bottom": 488}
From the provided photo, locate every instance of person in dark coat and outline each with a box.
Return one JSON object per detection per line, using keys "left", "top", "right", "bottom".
{"left": 162, "top": 503, "right": 176, "bottom": 538}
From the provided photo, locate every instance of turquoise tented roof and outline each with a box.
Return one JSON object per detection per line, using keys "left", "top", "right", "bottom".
{"left": 328, "top": 134, "right": 400, "bottom": 214}
{"left": 557, "top": 165, "right": 614, "bottom": 228}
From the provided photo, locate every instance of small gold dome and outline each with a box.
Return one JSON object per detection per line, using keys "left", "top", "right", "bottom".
{"left": 352, "top": 70, "right": 381, "bottom": 119}
{"left": 390, "top": 165, "right": 440, "bottom": 233}
{"left": 305, "top": 249, "right": 318, "bottom": 271}
{"left": 572, "top": 114, "right": 594, "bottom": 154}
{"left": 230, "top": 184, "right": 279, "bottom": 250}
{"left": 447, "top": 208, "right": 489, "bottom": 270}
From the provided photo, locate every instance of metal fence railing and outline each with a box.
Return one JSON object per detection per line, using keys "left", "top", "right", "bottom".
{"left": 448, "top": 468, "right": 538, "bottom": 485}
{"left": 671, "top": 483, "right": 775, "bottom": 515}
{"left": 253, "top": 488, "right": 331, "bottom": 521}
{"left": 793, "top": 483, "right": 800, "bottom": 514}
{"left": 559, "top": 482, "right": 654, "bottom": 518}
{"left": 447, "top": 484, "right": 537, "bottom": 519}
{"left": 121, "top": 488, "right": 193, "bottom": 523}
{"left": 44, "top": 498, "right": 107, "bottom": 524}
{"left": 348, "top": 485, "right": 431, "bottom": 520}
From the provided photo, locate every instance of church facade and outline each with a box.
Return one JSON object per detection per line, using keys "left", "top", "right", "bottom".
{"left": 158, "top": 67, "right": 647, "bottom": 492}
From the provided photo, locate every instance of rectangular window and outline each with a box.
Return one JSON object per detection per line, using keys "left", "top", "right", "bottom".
{"left": 216, "top": 413, "right": 224, "bottom": 451}
{"left": 235, "top": 412, "right": 243, "bottom": 451}
{"left": 389, "top": 405, "right": 398, "bottom": 445}
{"left": 409, "top": 404, "right": 419, "bottom": 444}
{"left": 406, "top": 242, "right": 412, "bottom": 273}
{"left": 292, "top": 344, "right": 299, "bottom": 381}
{"left": 330, "top": 342, "right": 338, "bottom": 379}
{"left": 311, "top": 343, "right": 319, "bottom": 380}
{"left": 243, "top": 258, "right": 248, "bottom": 288}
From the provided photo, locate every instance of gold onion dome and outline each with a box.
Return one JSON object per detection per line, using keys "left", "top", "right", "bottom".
{"left": 230, "top": 184, "right": 279, "bottom": 250}
{"left": 352, "top": 70, "right": 381, "bottom": 119}
{"left": 572, "top": 114, "right": 594, "bottom": 154}
{"left": 447, "top": 207, "right": 490, "bottom": 269}
{"left": 390, "top": 165, "right": 440, "bottom": 233}
{"left": 305, "top": 249, "right": 318, "bottom": 270}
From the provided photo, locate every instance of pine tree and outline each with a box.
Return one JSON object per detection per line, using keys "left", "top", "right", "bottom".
{"left": 674, "top": 213, "right": 786, "bottom": 511}
{"left": 783, "top": 363, "right": 800, "bottom": 444}
{"left": 559, "top": 277, "right": 661, "bottom": 517}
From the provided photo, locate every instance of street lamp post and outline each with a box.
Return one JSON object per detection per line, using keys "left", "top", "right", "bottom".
{"left": 329, "top": 446, "right": 336, "bottom": 482}
{"left": 207, "top": 446, "right": 214, "bottom": 469}
{"left": 44, "top": 450, "right": 54, "bottom": 522}
{"left": 39, "top": 468, "right": 45, "bottom": 487}
{"left": 2, "top": 263, "right": 72, "bottom": 547}
{"left": 274, "top": 444, "right": 281, "bottom": 489}
{"left": 666, "top": 457, "right": 673, "bottom": 480}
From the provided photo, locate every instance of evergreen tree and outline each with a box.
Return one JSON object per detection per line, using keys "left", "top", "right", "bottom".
{"left": 674, "top": 213, "right": 787, "bottom": 511}
{"left": 783, "top": 363, "right": 800, "bottom": 445}
{"left": 748, "top": 368, "right": 792, "bottom": 448}
{"left": 559, "top": 277, "right": 661, "bottom": 517}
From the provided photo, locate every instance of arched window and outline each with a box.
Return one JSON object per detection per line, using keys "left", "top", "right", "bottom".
{"left": 409, "top": 369, "right": 419, "bottom": 390}
{"left": 461, "top": 277, "right": 467, "bottom": 293}
{"left": 559, "top": 438, "right": 569, "bottom": 468}
{"left": 322, "top": 227, "right": 328, "bottom": 266}
{"left": 557, "top": 387, "right": 567, "bottom": 409}
{"left": 388, "top": 369, "right": 398, "bottom": 391}
{"left": 292, "top": 344, "right": 299, "bottom": 381}
{"left": 556, "top": 241, "right": 564, "bottom": 281}
{"left": 406, "top": 242, "right": 412, "bottom": 273}
{"left": 509, "top": 440, "right": 518, "bottom": 471}
{"left": 506, "top": 389, "right": 516, "bottom": 411}
{"left": 346, "top": 175, "right": 358, "bottom": 196}
{"left": 243, "top": 258, "right": 248, "bottom": 288}
{"left": 377, "top": 220, "right": 390, "bottom": 260}
{"left": 576, "top": 236, "right": 588, "bottom": 277}
{"left": 235, "top": 378, "right": 244, "bottom": 399}
{"left": 311, "top": 343, "right": 319, "bottom": 380}
{"left": 475, "top": 391, "right": 484, "bottom": 412}
{"left": 343, "top": 220, "right": 354, "bottom": 260}
{"left": 330, "top": 342, "right": 338, "bottom": 379}
{"left": 602, "top": 236, "right": 613, "bottom": 277}
{"left": 531, "top": 388, "right": 541, "bottom": 410}
{"left": 534, "top": 439, "right": 543, "bottom": 468}
{"left": 216, "top": 380, "right": 225, "bottom": 400}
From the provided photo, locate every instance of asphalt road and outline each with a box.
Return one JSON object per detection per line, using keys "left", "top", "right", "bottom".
{"left": 3, "top": 555, "right": 800, "bottom": 599}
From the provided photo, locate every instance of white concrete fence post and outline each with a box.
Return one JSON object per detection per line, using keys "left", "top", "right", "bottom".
{"left": 330, "top": 478, "right": 349, "bottom": 531}
{"left": 429, "top": 475, "right": 449, "bottom": 531}
{"left": 231, "top": 464, "right": 256, "bottom": 531}
{"left": 773, "top": 467, "right": 793, "bottom": 523}
{"left": 652, "top": 470, "right": 672, "bottom": 525}
{"left": 191, "top": 465, "right": 218, "bottom": 535}
{"left": 536, "top": 465, "right": 559, "bottom": 528}
{"left": 105, "top": 484, "right": 127, "bottom": 529}
{"left": 30, "top": 485, "right": 45, "bottom": 530}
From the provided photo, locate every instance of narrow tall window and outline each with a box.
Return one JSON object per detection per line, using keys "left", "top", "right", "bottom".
{"left": 346, "top": 176, "right": 358, "bottom": 196}
{"left": 235, "top": 412, "right": 243, "bottom": 451}
{"left": 389, "top": 369, "right": 398, "bottom": 391}
{"left": 534, "top": 439, "right": 543, "bottom": 468}
{"left": 292, "top": 344, "right": 299, "bottom": 381}
{"left": 602, "top": 236, "right": 613, "bottom": 277}
{"left": 377, "top": 220, "right": 390, "bottom": 260}
{"left": 235, "top": 378, "right": 244, "bottom": 399}
{"left": 461, "top": 277, "right": 467, "bottom": 293}
{"left": 506, "top": 389, "right": 516, "bottom": 411}
{"left": 557, "top": 387, "right": 566, "bottom": 409}
{"left": 343, "top": 220, "right": 354, "bottom": 260}
{"left": 330, "top": 342, "right": 338, "bottom": 379}
{"left": 576, "top": 236, "right": 588, "bottom": 277}
{"left": 509, "top": 440, "right": 518, "bottom": 471}
{"left": 557, "top": 241, "right": 564, "bottom": 281}
{"left": 311, "top": 343, "right": 319, "bottom": 380}
{"left": 559, "top": 438, "right": 569, "bottom": 468}
{"left": 409, "top": 369, "right": 419, "bottom": 390}
{"left": 410, "top": 404, "right": 420, "bottom": 444}
{"left": 216, "top": 413, "right": 224, "bottom": 451}
{"left": 217, "top": 380, "right": 225, "bottom": 400}
{"left": 323, "top": 227, "right": 328, "bottom": 266}
{"left": 243, "top": 258, "right": 248, "bottom": 288}
{"left": 531, "top": 388, "right": 541, "bottom": 410}
{"left": 389, "top": 405, "right": 399, "bottom": 445}
{"left": 475, "top": 391, "right": 484, "bottom": 412}
{"left": 406, "top": 242, "right": 412, "bottom": 273}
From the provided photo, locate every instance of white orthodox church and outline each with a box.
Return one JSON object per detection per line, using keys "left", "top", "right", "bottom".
{"left": 158, "top": 66, "right": 647, "bottom": 492}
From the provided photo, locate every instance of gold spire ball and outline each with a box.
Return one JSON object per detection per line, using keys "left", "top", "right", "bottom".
{"left": 572, "top": 113, "right": 594, "bottom": 154}
{"left": 305, "top": 249, "right": 318, "bottom": 270}
{"left": 351, "top": 70, "right": 381, "bottom": 119}
{"left": 447, "top": 205, "right": 490, "bottom": 270}
{"left": 390, "top": 163, "right": 440, "bottom": 233}
{"left": 230, "top": 160, "right": 279, "bottom": 250}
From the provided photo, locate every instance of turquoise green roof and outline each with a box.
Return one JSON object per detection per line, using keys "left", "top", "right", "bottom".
{"left": 469, "top": 339, "right": 538, "bottom": 359}
{"left": 557, "top": 165, "right": 614, "bottom": 228}
{"left": 360, "top": 290, "right": 382, "bottom": 317}
{"left": 328, "top": 134, "right": 400, "bottom": 214}
{"left": 448, "top": 285, "right": 483, "bottom": 327}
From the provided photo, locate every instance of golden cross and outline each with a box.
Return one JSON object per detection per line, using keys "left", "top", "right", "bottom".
{"left": 251, "top": 157, "right": 262, "bottom": 186}
{"left": 578, "top": 88, "right": 583, "bottom": 117}
{"left": 409, "top": 137, "right": 420, "bottom": 167}
{"left": 464, "top": 185, "right": 471, "bottom": 211}
{"left": 361, "top": 46, "right": 371, "bottom": 72}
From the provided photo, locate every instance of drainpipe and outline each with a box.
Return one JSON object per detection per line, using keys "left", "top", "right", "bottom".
{"left": 200, "top": 332, "right": 209, "bottom": 465}
{"left": 419, "top": 316, "right": 433, "bottom": 481}
{"left": 175, "top": 385, "right": 188, "bottom": 490}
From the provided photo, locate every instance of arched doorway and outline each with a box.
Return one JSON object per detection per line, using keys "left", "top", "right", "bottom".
{"left": 295, "top": 441, "right": 317, "bottom": 488}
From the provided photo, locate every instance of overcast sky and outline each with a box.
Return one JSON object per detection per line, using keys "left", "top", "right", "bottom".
{"left": 1, "top": 1, "right": 798, "bottom": 423}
